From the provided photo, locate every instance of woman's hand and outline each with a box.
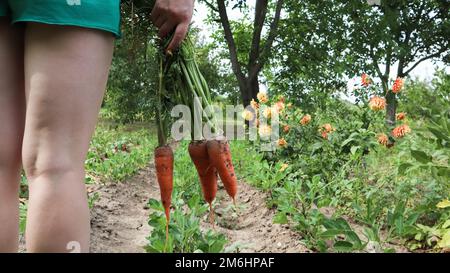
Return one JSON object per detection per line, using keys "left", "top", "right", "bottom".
{"left": 151, "top": 0, "right": 195, "bottom": 52}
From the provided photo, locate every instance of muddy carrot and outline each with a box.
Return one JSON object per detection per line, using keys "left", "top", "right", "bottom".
{"left": 154, "top": 145, "right": 174, "bottom": 251}
{"left": 206, "top": 138, "right": 238, "bottom": 204}
{"left": 188, "top": 141, "right": 218, "bottom": 226}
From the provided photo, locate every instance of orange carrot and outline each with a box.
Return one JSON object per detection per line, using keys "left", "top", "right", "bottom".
{"left": 154, "top": 145, "right": 174, "bottom": 250}
{"left": 188, "top": 141, "right": 218, "bottom": 226}
{"left": 206, "top": 139, "right": 238, "bottom": 204}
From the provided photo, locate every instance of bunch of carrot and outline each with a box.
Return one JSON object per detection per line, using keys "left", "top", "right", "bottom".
{"left": 149, "top": 7, "right": 238, "bottom": 251}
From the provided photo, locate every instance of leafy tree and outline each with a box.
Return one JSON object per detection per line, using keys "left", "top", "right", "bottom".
{"left": 270, "top": 0, "right": 449, "bottom": 126}
{"left": 105, "top": 1, "right": 157, "bottom": 122}
{"left": 269, "top": 0, "right": 350, "bottom": 111}
{"left": 344, "top": 0, "right": 449, "bottom": 126}
{"left": 399, "top": 70, "right": 450, "bottom": 119}
{"left": 201, "top": 0, "right": 285, "bottom": 106}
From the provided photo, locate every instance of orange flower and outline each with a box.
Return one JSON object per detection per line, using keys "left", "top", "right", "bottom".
{"left": 250, "top": 99, "right": 259, "bottom": 110}
{"left": 392, "top": 124, "right": 411, "bottom": 138}
{"left": 283, "top": 125, "right": 290, "bottom": 133}
{"left": 257, "top": 92, "right": 269, "bottom": 104}
{"left": 322, "top": 123, "right": 334, "bottom": 133}
{"left": 361, "top": 73, "right": 371, "bottom": 87}
{"left": 319, "top": 124, "right": 334, "bottom": 139}
{"left": 300, "top": 114, "right": 312, "bottom": 125}
{"left": 277, "top": 138, "right": 288, "bottom": 147}
{"left": 274, "top": 101, "right": 285, "bottom": 113}
{"left": 278, "top": 96, "right": 286, "bottom": 103}
{"left": 369, "top": 96, "right": 386, "bottom": 111}
{"left": 396, "top": 112, "right": 406, "bottom": 121}
{"left": 392, "top": 77, "right": 404, "bottom": 94}
{"left": 377, "top": 133, "right": 389, "bottom": 146}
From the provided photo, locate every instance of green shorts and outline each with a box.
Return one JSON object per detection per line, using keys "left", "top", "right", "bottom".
{"left": 0, "top": 0, "right": 120, "bottom": 37}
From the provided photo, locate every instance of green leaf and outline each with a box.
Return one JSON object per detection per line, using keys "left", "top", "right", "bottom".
{"left": 442, "top": 220, "right": 450, "bottom": 229}
{"left": 273, "top": 212, "right": 289, "bottom": 224}
{"left": 344, "top": 230, "right": 362, "bottom": 246}
{"left": 427, "top": 126, "right": 449, "bottom": 141}
{"left": 350, "top": 146, "right": 360, "bottom": 155}
{"left": 335, "top": 218, "right": 353, "bottom": 230}
{"left": 148, "top": 198, "right": 163, "bottom": 210}
{"left": 341, "top": 136, "right": 356, "bottom": 147}
{"left": 398, "top": 163, "right": 413, "bottom": 175}
{"left": 411, "top": 150, "right": 432, "bottom": 164}
{"left": 311, "top": 142, "right": 323, "bottom": 153}
{"left": 436, "top": 166, "right": 450, "bottom": 177}
{"left": 438, "top": 230, "right": 450, "bottom": 249}
{"left": 333, "top": 241, "right": 354, "bottom": 252}
{"left": 384, "top": 248, "right": 396, "bottom": 253}
{"left": 320, "top": 229, "right": 343, "bottom": 239}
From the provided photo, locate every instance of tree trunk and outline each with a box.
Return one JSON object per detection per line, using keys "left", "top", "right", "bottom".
{"left": 248, "top": 77, "right": 260, "bottom": 106}
{"left": 215, "top": 0, "right": 284, "bottom": 107}
{"left": 385, "top": 86, "right": 396, "bottom": 128}
{"left": 237, "top": 76, "right": 249, "bottom": 107}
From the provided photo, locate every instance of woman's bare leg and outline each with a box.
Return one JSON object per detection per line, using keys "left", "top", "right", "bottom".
{"left": 0, "top": 18, "right": 25, "bottom": 253}
{"left": 22, "top": 23, "right": 114, "bottom": 253}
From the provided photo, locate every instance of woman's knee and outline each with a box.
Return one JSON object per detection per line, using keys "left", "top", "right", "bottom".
{"left": 22, "top": 145, "right": 83, "bottom": 181}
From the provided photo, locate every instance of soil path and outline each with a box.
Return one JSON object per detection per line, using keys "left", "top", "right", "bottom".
{"left": 90, "top": 163, "right": 310, "bottom": 253}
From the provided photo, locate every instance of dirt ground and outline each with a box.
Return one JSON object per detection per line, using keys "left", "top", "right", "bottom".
{"left": 89, "top": 164, "right": 156, "bottom": 253}
{"left": 89, "top": 162, "right": 310, "bottom": 253}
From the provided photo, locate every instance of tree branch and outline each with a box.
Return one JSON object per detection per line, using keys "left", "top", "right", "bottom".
{"left": 384, "top": 43, "right": 392, "bottom": 79}
{"left": 202, "top": 0, "right": 218, "bottom": 13}
{"left": 216, "top": 0, "right": 245, "bottom": 81}
{"left": 403, "top": 50, "right": 447, "bottom": 76}
{"left": 249, "top": 0, "right": 284, "bottom": 81}
{"left": 369, "top": 45, "right": 383, "bottom": 80}
{"left": 248, "top": 0, "right": 268, "bottom": 72}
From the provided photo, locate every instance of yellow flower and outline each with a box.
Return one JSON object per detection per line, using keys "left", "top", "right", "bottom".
{"left": 377, "top": 133, "right": 389, "bottom": 146}
{"left": 369, "top": 96, "right": 386, "bottom": 111}
{"left": 287, "top": 103, "right": 293, "bottom": 109}
{"left": 257, "top": 92, "right": 269, "bottom": 104}
{"left": 250, "top": 99, "right": 259, "bottom": 110}
{"left": 277, "top": 138, "right": 288, "bottom": 147}
{"left": 258, "top": 124, "right": 272, "bottom": 137}
{"left": 263, "top": 107, "right": 272, "bottom": 119}
{"left": 279, "top": 163, "right": 289, "bottom": 172}
{"left": 436, "top": 199, "right": 450, "bottom": 209}
{"left": 241, "top": 109, "right": 254, "bottom": 121}
{"left": 300, "top": 114, "right": 312, "bottom": 125}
